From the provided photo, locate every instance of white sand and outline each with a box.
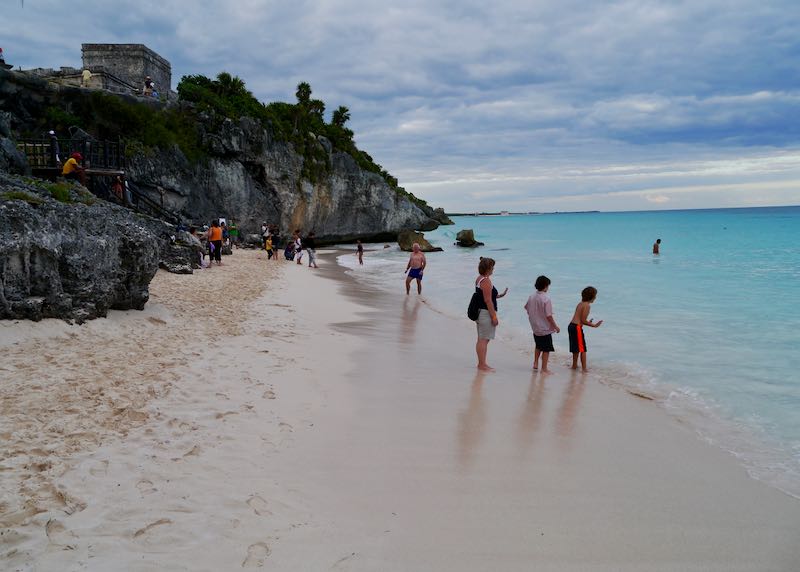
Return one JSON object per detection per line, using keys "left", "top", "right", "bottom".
{"left": 1, "top": 249, "right": 799, "bottom": 571}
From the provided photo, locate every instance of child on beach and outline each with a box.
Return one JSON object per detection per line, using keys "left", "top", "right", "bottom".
{"left": 568, "top": 286, "right": 603, "bottom": 371}
{"left": 524, "top": 275, "right": 560, "bottom": 373}
{"left": 265, "top": 236, "right": 274, "bottom": 259}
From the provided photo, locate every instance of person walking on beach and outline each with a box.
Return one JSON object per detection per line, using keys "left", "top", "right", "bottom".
{"left": 653, "top": 238, "right": 661, "bottom": 255}
{"left": 405, "top": 243, "right": 427, "bottom": 295}
{"left": 294, "top": 231, "right": 304, "bottom": 265}
{"left": 474, "top": 257, "right": 508, "bottom": 372}
{"left": 524, "top": 275, "right": 560, "bottom": 373}
{"left": 265, "top": 234, "right": 274, "bottom": 260}
{"left": 356, "top": 240, "right": 364, "bottom": 265}
{"left": 305, "top": 232, "right": 318, "bottom": 268}
{"left": 207, "top": 220, "right": 223, "bottom": 266}
{"left": 568, "top": 286, "right": 603, "bottom": 372}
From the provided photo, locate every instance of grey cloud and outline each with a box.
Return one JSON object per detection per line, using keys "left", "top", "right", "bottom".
{"left": 3, "top": 0, "right": 799, "bottom": 211}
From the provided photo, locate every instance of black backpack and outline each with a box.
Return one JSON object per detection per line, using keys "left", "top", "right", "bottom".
{"left": 467, "top": 289, "right": 482, "bottom": 321}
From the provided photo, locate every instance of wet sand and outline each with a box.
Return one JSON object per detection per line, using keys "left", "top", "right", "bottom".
{"left": 1, "top": 249, "right": 799, "bottom": 570}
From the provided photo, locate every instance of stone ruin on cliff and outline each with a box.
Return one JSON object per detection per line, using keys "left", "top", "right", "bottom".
{"left": 23, "top": 43, "right": 173, "bottom": 98}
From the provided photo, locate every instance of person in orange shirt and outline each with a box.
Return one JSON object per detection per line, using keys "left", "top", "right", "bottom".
{"left": 62, "top": 152, "right": 86, "bottom": 185}
{"left": 207, "top": 220, "right": 223, "bottom": 266}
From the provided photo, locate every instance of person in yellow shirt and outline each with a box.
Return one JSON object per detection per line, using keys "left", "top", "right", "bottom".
{"left": 61, "top": 152, "right": 86, "bottom": 185}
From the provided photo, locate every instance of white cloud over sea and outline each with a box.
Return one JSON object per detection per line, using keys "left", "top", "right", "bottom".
{"left": 3, "top": 0, "right": 800, "bottom": 211}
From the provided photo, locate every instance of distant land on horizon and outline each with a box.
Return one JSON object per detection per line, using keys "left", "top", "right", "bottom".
{"left": 446, "top": 204, "right": 800, "bottom": 217}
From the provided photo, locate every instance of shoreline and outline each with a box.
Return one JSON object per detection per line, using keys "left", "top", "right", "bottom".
{"left": 337, "top": 234, "right": 800, "bottom": 502}
{"left": 1, "top": 249, "right": 798, "bottom": 570}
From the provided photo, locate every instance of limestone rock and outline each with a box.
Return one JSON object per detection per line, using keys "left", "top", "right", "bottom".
{"left": 0, "top": 68, "right": 443, "bottom": 243}
{"left": 159, "top": 242, "right": 194, "bottom": 274}
{"left": 398, "top": 230, "right": 443, "bottom": 252}
{"left": 456, "top": 229, "right": 484, "bottom": 248}
{"left": 0, "top": 136, "right": 27, "bottom": 174}
{"left": 432, "top": 207, "right": 454, "bottom": 225}
{"left": 0, "top": 173, "right": 161, "bottom": 322}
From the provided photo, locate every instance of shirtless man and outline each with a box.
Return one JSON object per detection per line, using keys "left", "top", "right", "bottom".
{"left": 404, "top": 243, "right": 427, "bottom": 295}
{"left": 653, "top": 238, "right": 661, "bottom": 255}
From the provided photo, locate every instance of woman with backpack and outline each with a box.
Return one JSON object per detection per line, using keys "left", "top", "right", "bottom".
{"left": 471, "top": 257, "right": 508, "bottom": 372}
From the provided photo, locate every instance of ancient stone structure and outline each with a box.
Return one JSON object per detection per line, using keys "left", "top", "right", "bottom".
{"left": 23, "top": 43, "right": 172, "bottom": 97}
{"left": 82, "top": 44, "right": 171, "bottom": 93}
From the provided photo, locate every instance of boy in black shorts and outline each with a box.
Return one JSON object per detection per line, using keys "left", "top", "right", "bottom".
{"left": 524, "top": 275, "right": 560, "bottom": 373}
{"left": 568, "top": 286, "right": 603, "bottom": 371}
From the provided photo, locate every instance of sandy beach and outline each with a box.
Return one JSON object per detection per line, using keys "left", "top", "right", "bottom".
{"left": 2, "top": 249, "right": 799, "bottom": 571}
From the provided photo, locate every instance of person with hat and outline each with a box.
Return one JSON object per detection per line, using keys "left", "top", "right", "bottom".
{"left": 48, "top": 130, "right": 61, "bottom": 165}
{"left": 62, "top": 152, "right": 86, "bottom": 185}
{"left": 143, "top": 76, "right": 153, "bottom": 97}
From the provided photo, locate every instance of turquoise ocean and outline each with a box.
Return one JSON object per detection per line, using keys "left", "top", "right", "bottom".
{"left": 339, "top": 206, "right": 800, "bottom": 498}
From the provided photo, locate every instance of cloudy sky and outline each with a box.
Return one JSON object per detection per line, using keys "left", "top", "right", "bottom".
{"left": 3, "top": 0, "right": 800, "bottom": 211}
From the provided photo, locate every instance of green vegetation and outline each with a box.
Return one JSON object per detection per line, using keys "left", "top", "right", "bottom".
{"left": 1, "top": 190, "right": 44, "bottom": 204}
{"left": 178, "top": 74, "right": 422, "bottom": 204}
{"left": 31, "top": 72, "right": 426, "bottom": 208}
{"left": 46, "top": 182, "right": 72, "bottom": 203}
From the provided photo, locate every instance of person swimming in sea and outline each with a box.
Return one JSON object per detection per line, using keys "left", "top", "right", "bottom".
{"left": 653, "top": 238, "right": 661, "bottom": 255}
{"left": 404, "top": 243, "right": 426, "bottom": 295}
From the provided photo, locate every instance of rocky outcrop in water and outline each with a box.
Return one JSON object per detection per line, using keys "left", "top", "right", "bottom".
{"left": 0, "top": 172, "right": 172, "bottom": 322}
{"left": 455, "top": 229, "right": 484, "bottom": 248}
{"left": 397, "top": 230, "right": 443, "bottom": 252}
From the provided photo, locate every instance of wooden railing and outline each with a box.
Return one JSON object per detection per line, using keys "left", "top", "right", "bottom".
{"left": 16, "top": 138, "right": 126, "bottom": 171}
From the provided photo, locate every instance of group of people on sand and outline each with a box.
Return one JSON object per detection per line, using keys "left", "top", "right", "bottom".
{"left": 402, "top": 246, "right": 604, "bottom": 374}
{"left": 186, "top": 219, "right": 238, "bottom": 268}
{"left": 286, "top": 230, "right": 318, "bottom": 268}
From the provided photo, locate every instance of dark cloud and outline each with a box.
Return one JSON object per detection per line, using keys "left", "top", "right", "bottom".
{"left": 3, "top": 0, "right": 799, "bottom": 210}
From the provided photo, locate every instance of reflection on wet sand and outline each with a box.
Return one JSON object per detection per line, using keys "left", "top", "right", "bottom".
{"left": 455, "top": 372, "right": 487, "bottom": 473}
{"left": 555, "top": 371, "right": 587, "bottom": 441}
{"left": 515, "top": 374, "right": 547, "bottom": 462}
{"left": 399, "top": 297, "right": 421, "bottom": 348}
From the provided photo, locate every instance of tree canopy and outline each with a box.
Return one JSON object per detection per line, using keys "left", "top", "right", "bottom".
{"left": 176, "top": 73, "right": 419, "bottom": 202}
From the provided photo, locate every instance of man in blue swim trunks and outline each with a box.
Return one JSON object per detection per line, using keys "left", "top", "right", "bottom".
{"left": 404, "top": 242, "right": 427, "bottom": 295}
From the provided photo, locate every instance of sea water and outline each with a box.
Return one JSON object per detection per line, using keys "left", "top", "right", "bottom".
{"left": 338, "top": 206, "right": 800, "bottom": 498}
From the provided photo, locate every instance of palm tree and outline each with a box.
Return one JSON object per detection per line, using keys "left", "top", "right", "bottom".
{"left": 216, "top": 72, "right": 246, "bottom": 97}
{"left": 309, "top": 99, "right": 326, "bottom": 120}
{"left": 295, "top": 82, "right": 312, "bottom": 106}
{"left": 332, "top": 106, "right": 351, "bottom": 127}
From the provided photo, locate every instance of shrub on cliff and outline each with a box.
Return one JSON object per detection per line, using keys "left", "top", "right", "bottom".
{"left": 176, "top": 74, "right": 424, "bottom": 205}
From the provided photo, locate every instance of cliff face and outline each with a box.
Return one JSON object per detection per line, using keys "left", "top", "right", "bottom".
{"left": 128, "top": 115, "right": 433, "bottom": 241}
{"left": 0, "top": 69, "right": 440, "bottom": 241}
{"left": 0, "top": 172, "right": 165, "bottom": 322}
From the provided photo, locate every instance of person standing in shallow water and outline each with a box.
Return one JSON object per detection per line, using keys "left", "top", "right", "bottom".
{"left": 653, "top": 238, "right": 661, "bottom": 255}
{"left": 404, "top": 243, "right": 427, "bottom": 295}
{"left": 474, "top": 257, "right": 508, "bottom": 372}
{"left": 356, "top": 240, "right": 364, "bottom": 265}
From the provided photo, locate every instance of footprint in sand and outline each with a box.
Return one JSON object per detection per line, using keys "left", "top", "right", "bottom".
{"left": 247, "top": 495, "right": 271, "bottom": 516}
{"left": 136, "top": 479, "right": 157, "bottom": 495}
{"left": 262, "top": 389, "right": 276, "bottom": 400}
{"left": 242, "top": 542, "right": 271, "bottom": 568}
{"left": 45, "top": 519, "right": 77, "bottom": 547}
{"left": 133, "top": 518, "right": 172, "bottom": 539}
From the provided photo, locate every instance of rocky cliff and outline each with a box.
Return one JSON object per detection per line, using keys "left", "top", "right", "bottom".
{"left": 128, "top": 115, "right": 435, "bottom": 242}
{"left": 0, "top": 69, "right": 445, "bottom": 241}
{"left": 0, "top": 172, "right": 170, "bottom": 322}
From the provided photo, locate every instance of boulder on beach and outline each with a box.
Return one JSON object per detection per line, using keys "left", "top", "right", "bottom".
{"left": 455, "top": 229, "right": 484, "bottom": 248}
{"left": 398, "top": 229, "right": 443, "bottom": 252}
